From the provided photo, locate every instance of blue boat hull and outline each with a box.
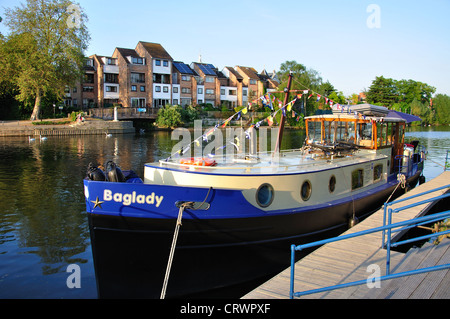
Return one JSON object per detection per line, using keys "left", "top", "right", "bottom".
{"left": 85, "top": 170, "right": 422, "bottom": 298}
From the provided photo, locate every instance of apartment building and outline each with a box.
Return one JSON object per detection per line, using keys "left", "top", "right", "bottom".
{"left": 66, "top": 41, "right": 279, "bottom": 110}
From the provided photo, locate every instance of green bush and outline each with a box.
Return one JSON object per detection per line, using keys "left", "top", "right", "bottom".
{"left": 155, "top": 105, "right": 183, "bottom": 129}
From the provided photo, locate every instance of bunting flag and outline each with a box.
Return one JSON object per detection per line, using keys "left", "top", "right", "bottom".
{"left": 267, "top": 116, "right": 274, "bottom": 126}
{"left": 297, "top": 94, "right": 303, "bottom": 99}
{"left": 242, "top": 107, "right": 248, "bottom": 115}
{"left": 286, "top": 102, "right": 291, "bottom": 112}
{"left": 316, "top": 94, "right": 321, "bottom": 102}
{"left": 308, "top": 93, "right": 313, "bottom": 99}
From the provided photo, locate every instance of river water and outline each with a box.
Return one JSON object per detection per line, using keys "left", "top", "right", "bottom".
{"left": 0, "top": 126, "right": 448, "bottom": 299}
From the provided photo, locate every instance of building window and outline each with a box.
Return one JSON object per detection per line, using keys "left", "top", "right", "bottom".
{"left": 73, "top": 87, "right": 77, "bottom": 93}
{"left": 132, "top": 57, "right": 144, "bottom": 64}
{"left": 163, "top": 86, "right": 169, "bottom": 93}
{"left": 173, "top": 87, "right": 179, "bottom": 93}
{"left": 83, "top": 86, "right": 94, "bottom": 92}
{"left": 140, "top": 86, "right": 145, "bottom": 92}
{"left": 206, "top": 89, "right": 214, "bottom": 95}
{"left": 107, "top": 58, "right": 117, "bottom": 65}
{"left": 182, "top": 75, "right": 190, "bottom": 81}
{"left": 205, "top": 76, "right": 214, "bottom": 83}
{"left": 229, "top": 89, "right": 237, "bottom": 96}
{"left": 198, "top": 99, "right": 203, "bottom": 104}
{"left": 163, "top": 60, "right": 169, "bottom": 67}
{"left": 250, "top": 79, "right": 257, "bottom": 85}
{"left": 131, "top": 85, "right": 137, "bottom": 92}
{"left": 155, "top": 59, "right": 161, "bottom": 66}
{"left": 153, "top": 73, "right": 170, "bottom": 84}
{"left": 84, "top": 73, "right": 94, "bottom": 84}
{"left": 181, "top": 87, "right": 191, "bottom": 94}
{"left": 243, "top": 89, "right": 247, "bottom": 96}
{"left": 131, "top": 98, "right": 146, "bottom": 108}
{"left": 221, "top": 89, "right": 225, "bottom": 95}
{"left": 73, "top": 99, "right": 78, "bottom": 107}
{"left": 131, "top": 73, "right": 145, "bottom": 83}
{"left": 198, "top": 88, "right": 203, "bottom": 94}
{"left": 155, "top": 86, "right": 161, "bottom": 92}
{"left": 106, "top": 86, "right": 117, "bottom": 92}
{"left": 173, "top": 99, "right": 178, "bottom": 105}
{"left": 105, "top": 73, "right": 119, "bottom": 83}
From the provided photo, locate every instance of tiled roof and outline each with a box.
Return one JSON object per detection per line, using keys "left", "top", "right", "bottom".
{"left": 139, "top": 41, "right": 172, "bottom": 60}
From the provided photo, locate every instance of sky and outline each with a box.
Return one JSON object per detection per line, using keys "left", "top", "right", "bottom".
{"left": 1, "top": 0, "right": 449, "bottom": 96}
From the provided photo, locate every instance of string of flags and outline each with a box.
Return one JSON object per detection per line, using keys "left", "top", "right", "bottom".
{"left": 165, "top": 88, "right": 356, "bottom": 161}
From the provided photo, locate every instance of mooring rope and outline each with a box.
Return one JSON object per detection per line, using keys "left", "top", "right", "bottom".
{"left": 160, "top": 187, "right": 212, "bottom": 299}
{"left": 385, "top": 173, "right": 407, "bottom": 204}
{"left": 160, "top": 201, "right": 193, "bottom": 299}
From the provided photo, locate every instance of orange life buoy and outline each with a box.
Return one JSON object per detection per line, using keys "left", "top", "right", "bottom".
{"left": 180, "top": 157, "right": 217, "bottom": 167}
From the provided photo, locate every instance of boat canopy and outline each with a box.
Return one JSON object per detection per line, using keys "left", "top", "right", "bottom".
{"left": 305, "top": 113, "right": 406, "bottom": 151}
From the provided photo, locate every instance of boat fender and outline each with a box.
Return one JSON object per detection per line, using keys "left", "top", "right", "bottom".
{"left": 348, "top": 216, "right": 359, "bottom": 228}
{"left": 419, "top": 175, "right": 426, "bottom": 185}
{"left": 86, "top": 163, "right": 106, "bottom": 181}
{"left": 105, "top": 161, "right": 126, "bottom": 182}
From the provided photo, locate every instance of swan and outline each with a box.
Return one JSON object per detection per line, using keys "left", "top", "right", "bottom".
{"left": 29, "top": 136, "right": 35, "bottom": 142}
{"left": 105, "top": 132, "right": 112, "bottom": 137}
{"left": 40, "top": 135, "right": 47, "bottom": 141}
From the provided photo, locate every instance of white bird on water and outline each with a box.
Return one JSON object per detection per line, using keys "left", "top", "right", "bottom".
{"left": 40, "top": 135, "right": 47, "bottom": 141}
{"left": 105, "top": 132, "right": 112, "bottom": 138}
{"left": 28, "top": 136, "right": 35, "bottom": 142}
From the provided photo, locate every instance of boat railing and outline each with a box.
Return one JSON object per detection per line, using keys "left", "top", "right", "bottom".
{"left": 158, "top": 150, "right": 383, "bottom": 173}
{"left": 289, "top": 183, "right": 450, "bottom": 299}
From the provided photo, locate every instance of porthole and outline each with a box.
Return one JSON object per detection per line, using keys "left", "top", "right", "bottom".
{"left": 301, "top": 180, "right": 312, "bottom": 201}
{"left": 256, "top": 183, "right": 274, "bottom": 208}
{"left": 329, "top": 175, "right": 336, "bottom": 193}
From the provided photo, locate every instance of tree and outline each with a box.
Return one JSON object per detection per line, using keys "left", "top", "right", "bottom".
{"left": 1, "top": 0, "right": 90, "bottom": 120}
{"left": 433, "top": 94, "right": 450, "bottom": 125}
{"left": 365, "top": 76, "right": 398, "bottom": 106}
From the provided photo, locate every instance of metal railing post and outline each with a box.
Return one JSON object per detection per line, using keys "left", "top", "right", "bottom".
{"left": 386, "top": 207, "right": 393, "bottom": 276}
{"left": 290, "top": 244, "right": 296, "bottom": 299}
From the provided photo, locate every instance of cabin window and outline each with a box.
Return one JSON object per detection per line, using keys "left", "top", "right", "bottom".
{"left": 329, "top": 175, "right": 336, "bottom": 193}
{"left": 352, "top": 169, "right": 364, "bottom": 190}
{"left": 301, "top": 180, "right": 312, "bottom": 201}
{"left": 374, "top": 164, "right": 383, "bottom": 182}
{"left": 256, "top": 184, "right": 274, "bottom": 208}
{"left": 356, "top": 122, "right": 373, "bottom": 148}
{"left": 307, "top": 121, "right": 322, "bottom": 144}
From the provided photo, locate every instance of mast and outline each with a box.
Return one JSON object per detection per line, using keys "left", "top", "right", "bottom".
{"left": 274, "top": 71, "right": 294, "bottom": 153}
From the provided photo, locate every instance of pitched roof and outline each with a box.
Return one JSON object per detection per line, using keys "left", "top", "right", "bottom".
{"left": 224, "top": 67, "right": 243, "bottom": 80}
{"left": 116, "top": 47, "right": 140, "bottom": 58}
{"left": 173, "top": 61, "right": 197, "bottom": 75}
{"left": 138, "top": 41, "right": 172, "bottom": 60}
{"left": 236, "top": 66, "right": 260, "bottom": 80}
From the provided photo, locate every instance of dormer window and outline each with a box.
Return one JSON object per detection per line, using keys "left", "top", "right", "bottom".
{"left": 163, "top": 60, "right": 169, "bottom": 67}
{"left": 107, "top": 58, "right": 117, "bottom": 65}
{"left": 132, "top": 57, "right": 144, "bottom": 65}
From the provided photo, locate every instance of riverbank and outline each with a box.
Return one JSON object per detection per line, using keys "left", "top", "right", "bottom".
{"left": 0, "top": 118, "right": 135, "bottom": 137}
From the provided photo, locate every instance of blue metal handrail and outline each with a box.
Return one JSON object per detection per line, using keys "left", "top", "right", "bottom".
{"left": 290, "top": 185, "right": 450, "bottom": 299}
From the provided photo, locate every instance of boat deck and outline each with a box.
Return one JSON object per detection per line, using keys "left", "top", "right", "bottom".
{"left": 151, "top": 149, "right": 385, "bottom": 175}
{"left": 242, "top": 171, "right": 450, "bottom": 299}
